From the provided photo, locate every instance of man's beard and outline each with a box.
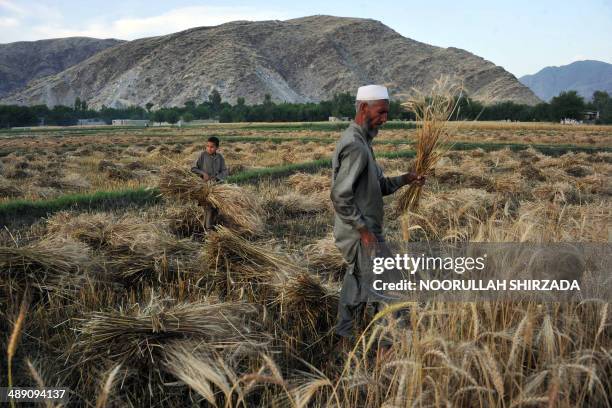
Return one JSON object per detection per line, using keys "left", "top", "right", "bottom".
{"left": 361, "top": 116, "right": 379, "bottom": 140}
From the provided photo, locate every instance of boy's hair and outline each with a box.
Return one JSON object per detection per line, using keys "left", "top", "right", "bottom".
{"left": 208, "top": 136, "right": 220, "bottom": 147}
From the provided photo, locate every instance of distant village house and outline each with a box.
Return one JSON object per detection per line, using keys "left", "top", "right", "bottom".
{"left": 77, "top": 118, "right": 106, "bottom": 126}
{"left": 112, "top": 119, "right": 150, "bottom": 127}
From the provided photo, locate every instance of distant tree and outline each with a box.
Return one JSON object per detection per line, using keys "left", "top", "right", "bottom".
{"left": 184, "top": 100, "right": 196, "bottom": 111}
{"left": 164, "top": 109, "right": 180, "bottom": 124}
{"left": 331, "top": 92, "right": 355, "bottom": 117}
{"left": 152, "top": 110, "right": 165, "bottom": 123}
{"left": 531, "top": 103, "right": 551, "bottom": 121}
{"left": 145, "top": 102, "right": 154, "bottom": 112}
{"left": 0, "top": 105, "right": 38, "bottom": 127}
{"left": 591, "top": 91, "right": 612, "bottom": 123}
{"left": 182, "top": 112, "right": 194, "bottom": 122}
{"left": 209, "top": 89, "right": 222, "bottom": 113}
{"left": 233, "top": 97, "right": 247, "bottom": 121}
{"left": 74, "top": 97, "right": 81, "bottom": 111}
{"left": 219, "top": 107, "right": 233, "bottom": 123}
{"left": 549, "top": 90, "right": 585, "bottom": 120}
{"left": 195, "top": 103, "right": 210, "bottom": 119}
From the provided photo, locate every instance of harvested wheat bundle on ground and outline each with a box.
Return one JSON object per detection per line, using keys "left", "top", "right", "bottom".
{"left": 159, "top": 164, "right": 264, "bottom": 235}
{"left": 75, "top": 295, "right": 260, "bottom": 365}
{"left": 47, "top": 211, "right": 201, "bottom": 284}
{"left": 46, "top": 211, "right": 112, "bottom": 248}
{"left": 271, "top": 191, "right": 330, "bottom": 215}
{"left": 273, "top": 272, "right": 338, "bottom": 346}
{"left": 163, "top": 201, "right": 209, "bottom": 238}
{"left": 395, "top": 77, "right": 463, "bottom": 240}
{"left": 303, "top": 235, "right": 347, "bottom": 281}
{"left": 203, "top": 226, "right": 298, "bottom": 303}
{"left": 0, "top": 237, "right": 98, "bottom": 297}
{"left": 287, "top": 172, "right": 330, "bottom": 194}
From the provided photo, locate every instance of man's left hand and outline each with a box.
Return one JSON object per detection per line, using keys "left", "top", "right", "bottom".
{"left": 404, "top": 172, "right": 426, "bottom": 186}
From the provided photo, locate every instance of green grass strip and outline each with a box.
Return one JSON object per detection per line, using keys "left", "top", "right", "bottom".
{"left": 0, "top": 187, "right": 160, "bottom": 227}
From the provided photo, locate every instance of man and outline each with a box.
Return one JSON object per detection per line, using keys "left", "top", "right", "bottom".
{"left": 330, "top": 84, "right": 425, "bottom": 340}
{"left": 191, "top": 136, "right": 228, "bottom": 182}
{"left": 191, "top": 136, "right": 228, "bottom": 229}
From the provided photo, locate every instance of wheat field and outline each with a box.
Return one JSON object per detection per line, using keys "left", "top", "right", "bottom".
{"left": 0, "top": 122, "right": 610, "bottom": 407}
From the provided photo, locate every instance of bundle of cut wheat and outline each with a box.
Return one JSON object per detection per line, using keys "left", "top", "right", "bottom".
{"left": 303, "top": 235, "right": 347, "bottom": 280}
{"left": 395, "top": 77, "right": 462, "bottom": 240}
{"left": 287, "top": 172, "right": 330, "bottom": 194}
{"left": 272, "top": 192, "right": 329, "bottom": 215}
{"left": 75, "top": 295, "right": 258, "bottom": 365}
{"left": 46, "top": 211, "right": 112, "bottom": 248}
{"left": 203, "top": 226, "right": 297, "bottom": 303}
{"left": 159, "top": 164, "right": 264, "bottom": 235}
{"left": 102, "top": 220, "right": 200, "bottom": 283}
{"left": 274, "top": 272, "right": 338, "bottom": 342}
{"left": 404, "top": 188, "right": 498, "bottom": 241}
{"left": 532, "top": 182, "right": 581, "bottom": 205}
{"left": 163, "top": 202, "right": 208, "bottom": 238}
{"left": 48, "top": 212, "right": 200, "bottom": 283}
{"left": 0, "top": 237, "right": 95, "bottom": 295}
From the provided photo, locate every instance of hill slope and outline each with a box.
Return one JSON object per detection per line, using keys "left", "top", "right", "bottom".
{"left": 519, "top": 60, "right": 612, "bottom": 101}
{"left": 1, "top": 15, "right": 539, "bottom": 108}
{"left": 0, "top": 37, "right": 124, "bottom": 99}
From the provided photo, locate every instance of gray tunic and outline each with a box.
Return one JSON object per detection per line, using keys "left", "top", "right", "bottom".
{"left": 330, "top": 121, "right": 407, "bottom": 265}
{"left": 191, "top": 152, "right": 228, "bottom": 181}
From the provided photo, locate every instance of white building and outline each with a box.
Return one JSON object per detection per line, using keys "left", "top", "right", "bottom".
{"left": 112, "top": 119, "right": 150, "bottom": 127}
{"left": 77, "top": 118, "right": 107, "bottom": 126}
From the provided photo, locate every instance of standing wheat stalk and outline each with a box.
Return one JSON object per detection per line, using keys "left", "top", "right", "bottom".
{"left": 7, "top": 287, "right": 29, "bottom": 408}
{"left": 396, "top": 77, "right": 462, "bottom": 240}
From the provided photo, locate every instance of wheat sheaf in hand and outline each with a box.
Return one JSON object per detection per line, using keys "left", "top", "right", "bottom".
{"left": 395, "top": 77, "right": 463, "bottom": 240}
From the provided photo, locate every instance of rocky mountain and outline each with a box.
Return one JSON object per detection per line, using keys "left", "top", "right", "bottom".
{"left": 520, "top": 60, "right": 612, "bottom": 101}
{"left": 1, "top": 15, "right": 540, "bottom": 108}
{"left": 0, "top": 37, "right": 124, "bottom": 99}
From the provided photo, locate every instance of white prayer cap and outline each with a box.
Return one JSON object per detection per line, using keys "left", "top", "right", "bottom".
{"left": 356, "top": 84, "right": 389, "bottom": 101}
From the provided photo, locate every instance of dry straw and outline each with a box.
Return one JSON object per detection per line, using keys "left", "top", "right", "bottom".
{"left": 7, "top": 288, "right": 29, "bottom": 407}
{"left": 76, "top": 294, "right": 257, "bottom": 365}
{"left": 204, "top": 226, "right": 296, "bottom": 302}
{"left": 274, "top": 272, "right": 338, "bottom": 341}
{"left": 396, "top": 77, "right": 463, "bottom": 240}
{"left": 159, "top": 163, "right": 264, "bottom": 235}
{"left": 303, "top": 235, "right": 347, "bottom": 280}
{"left": 273, "top": 192, "right": 329, "bottom": 215}
{"left": 47, "top": 212, "right": 200, "bottom": 283}
{"left": 0, "top": 237, "right": 94, "bottom": 294}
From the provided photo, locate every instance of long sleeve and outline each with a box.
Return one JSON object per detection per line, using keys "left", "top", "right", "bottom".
{"left": 330, "top": 143, "right": 368, "bottom": 230}
{"left": 379, "top": 175, "right": 407, "bottom": 195}
{"left": 377, "top": 163, "right": 407, "bottom": 196}
{"left": 216, "top": 155, "right": 229, "bottom": 181}
{"left": 191, "top": 152, "right": 206, "bottom": 176}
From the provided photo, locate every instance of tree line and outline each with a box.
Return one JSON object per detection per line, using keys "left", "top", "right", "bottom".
{"left": 1, "top": 89, "right": 611, "bottom": 128}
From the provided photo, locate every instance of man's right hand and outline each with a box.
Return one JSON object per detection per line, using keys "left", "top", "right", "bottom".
{"left": 202, "top": 173, "right": 210, "bottom": 181}
{"left": 358, "top": 227, "right": 378, "bottom": 254}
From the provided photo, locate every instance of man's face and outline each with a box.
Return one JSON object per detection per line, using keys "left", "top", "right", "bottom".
{"left": 206, "top": 141, "right": 218, "bottom": 155}
{"left": 365, "top": 100, "right": 389, "bottom": 129}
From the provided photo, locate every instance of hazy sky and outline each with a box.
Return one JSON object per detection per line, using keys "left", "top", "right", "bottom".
{"left": 1, "top": 0, "right": 611, "bottom": 77}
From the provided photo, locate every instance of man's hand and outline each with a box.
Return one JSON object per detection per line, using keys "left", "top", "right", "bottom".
{"left": 358, "top": 226, "right": 378, "bottom": 255}
{"left": 202, "top": 173, "right": 210, "bottom": 181}
{"left": 404, "top": 172, "right": 426, "bottom": 186}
